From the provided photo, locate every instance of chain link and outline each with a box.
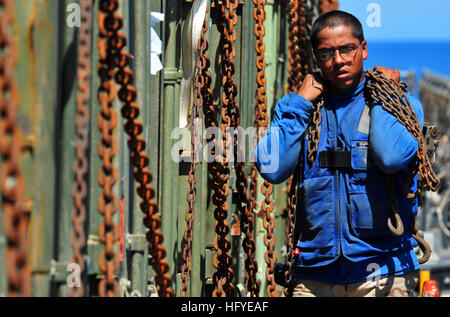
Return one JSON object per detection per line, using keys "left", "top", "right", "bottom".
{"left": 365, "top": 69, "right": 439, "bottom": 264}
{"left": 211, "top": 0, "right": 240, "bottom": 297}
{"left": 180, "top": 6, "right": 210, "bottom": 297}
{"left": 319, "top": 0, "right": 339, "bottom": 14}
{"left": 282, "top": 0, "right": 314, "bottom": 296}
{"left": 196, "top": 2, "right": 231, "bottom": 299}
{"left": 261, "top": 181, "right": 277, "bottom": 296}
{"left": 365, "top": 69, "right": 440, "bottom": 195}
{"left": 253, "top": 0, "right": 277, "bottom": 288}
{"left": 97, "top": 0, "right": 121, "bottom": 297}
{"left": 307, "top": 99, "right": 324, "bottom": 165}
{"left": 69, "top": 0, "right": 93, "bottom": 297}
{"left": 288, "top": 0, "right": 309, "bottom": 93}
{"left": 241, "top": 0, "right": 275, "bottom": 298}
{"left": 98, "top": 0, "right": 174, "bottom": 296}
{"left": 0, "top": 0, "right": 32, "bottom": 297}
{"left": 283, "top": 161, "right": 301, "bottom": 297}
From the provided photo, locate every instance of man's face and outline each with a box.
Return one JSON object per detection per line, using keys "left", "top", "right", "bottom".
{"left": 315, "top": 25, "right": 367, "bottom": 93}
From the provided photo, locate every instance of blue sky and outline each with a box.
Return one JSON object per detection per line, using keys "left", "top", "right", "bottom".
{"left": 339, "top": 0, "right": 450, "bottom": 42}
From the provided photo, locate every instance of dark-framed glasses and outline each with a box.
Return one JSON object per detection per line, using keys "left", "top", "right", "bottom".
{"left": 316, "top": 44, "right": 361, "bottom": 62}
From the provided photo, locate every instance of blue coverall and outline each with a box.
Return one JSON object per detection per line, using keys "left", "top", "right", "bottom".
{"left": 254, "top": 75, "right": 424, "bottom": 283}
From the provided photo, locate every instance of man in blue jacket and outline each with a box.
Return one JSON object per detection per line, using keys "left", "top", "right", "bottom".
{"left": 255, "top": 10, "right": 423, "bottom": 297}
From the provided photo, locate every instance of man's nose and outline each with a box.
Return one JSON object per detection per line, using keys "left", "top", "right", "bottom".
{"left": 333, "top": 50, "right": 345, "bottom": 64}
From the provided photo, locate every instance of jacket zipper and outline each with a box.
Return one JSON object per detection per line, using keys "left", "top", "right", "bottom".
{"left": 331, "top": 103, "right": 343, "bottom": 258}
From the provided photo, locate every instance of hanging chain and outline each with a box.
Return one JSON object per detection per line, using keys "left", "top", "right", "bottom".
{"left": 287, "top": 0, "right": 323, "bottom": 166}
{"left": 307, "top": 99, "right": 324, "bottom": 165}
{"left": 97, "top": 0, "right": 121, "bottom": 297}
{"left": 251, "top": 0, "right": 277, "bottom": 297}
{"left": 211, "top": 0, "right": 238, "bottom": 297}
{"left": 281, "top": 0, "right": 315, "bottom": 296}
{"left": 365, "top": 68, "right": 439, "bottom": 264}
{"left": 69, "top": 0, "right": 93, "bottom": 297}
{"left": 287, "top": 0, "right": 310, "bottom": 93}
{"left": 197, "top": 2, "right": 232, "bottom": 299}
{"left": 180, "top": 8, "right": 210, "bottom": 297}
{"left": 247, "top": 168, "right": 260, "bottom": 297}
{"left": 98, "top": 0, "right": 174, "bottom": 296}
{"left": 239, "top": 0, "right": 275, "bottom": 298}
{"left": 0, "top": 0, "right": 32, "bottom": 297}
{"left": 283, "top": 160, "right": 301, "bottom": 297}
{"left": 319, "top": 0, "right": 339, "bottom": 14}
{"left": 365, "top": 69, "right": 440, "bottom": 195}
{"left": 261, "top": 181, "right": 276, "bottom": 296}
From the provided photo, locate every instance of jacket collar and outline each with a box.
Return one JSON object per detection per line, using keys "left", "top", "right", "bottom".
{"left": 328, "top": 75, "right": 366, "bottom": 104}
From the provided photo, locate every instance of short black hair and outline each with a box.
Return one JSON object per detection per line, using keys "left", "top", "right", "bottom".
{"left": 311, "top": 10, "right": 365, "bottom": 50}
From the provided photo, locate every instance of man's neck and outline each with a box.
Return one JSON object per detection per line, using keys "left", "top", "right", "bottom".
{"left": 329, "top": 71, "right": 365, "bottom": 94}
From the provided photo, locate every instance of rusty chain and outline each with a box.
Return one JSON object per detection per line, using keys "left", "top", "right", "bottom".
{"left": 196, "top": 3, "right": 232, "bottom": 298}
{"left": 239, "top": 0, "right": 276, "bottom": 298}
{"left": 287, "top": 0, "right": 309, "bottom": 93}
{"left": 256, "top": 0, "right": 276, "bottom": 294}
{"left": 365, "top": 69, "right": 439, "bottom": 263}
{"left": 283, "top": 158, "right": 302, "bottom": 297}
{"left": 211, "top": 0, "right": 238, "bottom": 297}
{"left": 284, "top": 5, "right": 318, "bottom": 284}
{"left": 0, "top": 0, "right": 32, "bottom": 297}
{"left": 261, "top": 181, "right": 277, "bottom": 296}
{"left": 186, "top": 0, "right": 231, "bottom": 298}
{"left": 307, "top": 99, "right": 324, "bottom": 165}
{"left": 365, "top": 69, "right": 440, "bottom": 195}
{"left": 287, "top": 0, "right": 323, "bottom": 164}
{"left": 69, "top": 0, "right": 93, "bottom": 297}
{"left": 280, "top": 0, "right": 315, "bottom": 296}
{"left": 97, "top": 0, "right": 121, "bottom": 297}
{"left": 98, "top": 0, "right": 174, "bottom": 296}
{"left": 180, "top": 7, "right": 210, "bottom": 297}
{"left": 319, "top": 0, "right": 339, "bottom": 14}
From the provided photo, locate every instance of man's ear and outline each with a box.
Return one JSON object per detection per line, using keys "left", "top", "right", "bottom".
{"left": 361, "top": 40, "right": 368, "bottom": 60}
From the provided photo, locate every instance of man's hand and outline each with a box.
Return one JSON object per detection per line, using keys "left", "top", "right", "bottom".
{"left": 297, "top": 73, "right": 326, "bottom": 103}
{"left": 374, "top": 66, "right": 400, "bottom": 83}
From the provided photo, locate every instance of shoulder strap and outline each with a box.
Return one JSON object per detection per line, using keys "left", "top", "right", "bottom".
{"left": 357, "top": 102, "right": 371, "bottom": 135}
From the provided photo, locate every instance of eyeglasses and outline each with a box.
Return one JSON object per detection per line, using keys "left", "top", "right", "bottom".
{"left": 316, "top": 44, "right": 361, "bottom": 62}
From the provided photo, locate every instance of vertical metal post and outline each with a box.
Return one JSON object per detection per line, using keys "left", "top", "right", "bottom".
{"left": 55, "top": 0, "right": 81, "bottom": 297}
{"left": 161, "top": 0, "right": 181, "bottom": 293}
{"left": 87, "top": 0, "right": 102, "bottom": 288}
{"left": 129, "top": 0, "right": 150, "bottom": 297}
{"left": 13, "top": 0, "right": 59, "bottom": 296}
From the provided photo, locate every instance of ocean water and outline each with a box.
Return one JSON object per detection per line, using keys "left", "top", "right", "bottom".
{"left": 363, "top": 41, "right": 450, "bottom": 88}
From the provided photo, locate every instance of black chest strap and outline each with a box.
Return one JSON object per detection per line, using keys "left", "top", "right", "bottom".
{"left": 318, "top": 150, "right": 352, "bottom": 169}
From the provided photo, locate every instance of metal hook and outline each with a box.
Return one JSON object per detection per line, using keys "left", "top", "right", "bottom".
{"left": 413, "top": 231, "right": 432, "bottom": 264}
{"left": 386, "top": 175, "right": 404, "bottom": 237}
{"left": 412, "top": 216, "right": 432, "bottom": 264}
{"left": 387, "top": 212, "right": 404, "bottom": 237}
